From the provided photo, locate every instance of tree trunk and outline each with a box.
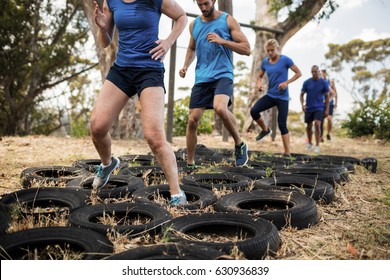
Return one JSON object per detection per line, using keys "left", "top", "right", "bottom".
{"left": 80, "top": 0, "right": 142, "bottom": 139}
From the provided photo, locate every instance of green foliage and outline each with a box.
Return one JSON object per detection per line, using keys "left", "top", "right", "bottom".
{"left": 342, "top": 97, "right": 390, "bottom": 140}
{"left": 0, "top": 0, "right": 94, "bottom": 136}
{"left": 173, "top": 97, "right": 213, "bottom": 136}
{"left": 326, "top": 38, "right": 390, "bottom": 140}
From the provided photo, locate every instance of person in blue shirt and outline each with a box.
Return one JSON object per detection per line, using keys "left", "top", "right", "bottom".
{"left": 90, "top": 0, "right": 188, "bottom": 206}
{"left": 320, "top": 69, "right": 337, "bottom": 141}
{"left": 300, "top": 65, "right": 330, "bottom": 154}
{"left": 250, "top": 39, "right": 302, "bottom": 156}
{"left": 179, "top": 0, "right": 251, "bottom": 167}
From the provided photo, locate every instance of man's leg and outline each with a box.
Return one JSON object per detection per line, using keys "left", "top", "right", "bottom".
{"left": 140, "top": 87, "right": 182, "bottom": 195}
{"left": 306, "top": 122, "right": 313, "bottom": 145}
{"left": 327, "top": 115, "right": 333, "bottom": 139}
{"left": 90, "top": 80, "right": 129, "bottom": 165}
{"left": 314, "top": 119, "right": 322, "bottom": 146}
{"left": 213, "top": 94, "right": 242, "bottom": 145}
{"left": 186, "top": 108, "right": 204, "bottom": 165}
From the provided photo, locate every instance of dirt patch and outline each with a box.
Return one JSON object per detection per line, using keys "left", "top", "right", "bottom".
{"left": 0, "top": 133, "right": 389, "bottom": 259}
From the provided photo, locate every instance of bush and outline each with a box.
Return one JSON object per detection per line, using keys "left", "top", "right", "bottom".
{"left": 342, "top": 97, "right": 390, "bottom": 140}
{"left": 173, "top": 97, "right": 213, "bottom": 136}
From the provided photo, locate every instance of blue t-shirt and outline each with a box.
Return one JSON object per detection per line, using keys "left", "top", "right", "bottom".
{"left": 107, "top": 0, "right": 163, "bottom": 68}
{"left": 192, "top": 12, "right": 233, "bottom": 84}
{"left": 301, "top": 78, "right": 329, "bottom": 112}
{"left": 261, "top": 55, "right": 294, "bottom": 101}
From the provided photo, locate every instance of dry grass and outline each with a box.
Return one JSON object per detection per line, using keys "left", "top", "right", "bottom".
{"left": 0, "top": 133, "right": 389, "bottom": 260}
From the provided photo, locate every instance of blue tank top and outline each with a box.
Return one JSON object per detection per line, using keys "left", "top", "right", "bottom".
{"left": 261, "top": 55, "right": 294, "bottom": 101}
{"left": 192, "top": 12, "right": 233, "bottom": 84}
{"left": 107, "top": 0, "right": 163, "bottom": 68}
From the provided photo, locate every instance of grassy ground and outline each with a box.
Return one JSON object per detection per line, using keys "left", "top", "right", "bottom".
{"left": 0, "top": 133, "right": 389, "bottom": 259}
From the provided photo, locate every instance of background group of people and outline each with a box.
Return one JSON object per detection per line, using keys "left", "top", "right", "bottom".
{"left": 89, "top": 0, "right": 337, "bottom": 206}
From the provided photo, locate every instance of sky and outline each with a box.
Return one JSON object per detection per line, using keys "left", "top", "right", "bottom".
{"left": 158, "top": 0, "right": 390, "bottom": 120}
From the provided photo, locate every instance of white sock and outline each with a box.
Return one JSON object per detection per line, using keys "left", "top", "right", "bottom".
{"left": 101, "top": 160, "right": 111, "bottom": 168}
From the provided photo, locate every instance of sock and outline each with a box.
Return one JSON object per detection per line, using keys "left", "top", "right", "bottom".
{"left": 101, "top": 160, "right": 111, "bottom": 168}
{"left": 171, "top": 191, "right": 184, "bottom": 198}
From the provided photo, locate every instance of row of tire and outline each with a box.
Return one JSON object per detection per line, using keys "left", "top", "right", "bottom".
{"left": 0, "top": 146, "right": 374, "bottom": 260}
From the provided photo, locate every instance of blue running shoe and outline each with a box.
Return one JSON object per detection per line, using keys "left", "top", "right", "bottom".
{"left": 169, "top": 190, "right": 188, "bottom": 206}
{"left": 235, "top": 142, "right": 248, "bottom": 166}
{"left": 92, "top": 156, "right": 120, "bottom": 189}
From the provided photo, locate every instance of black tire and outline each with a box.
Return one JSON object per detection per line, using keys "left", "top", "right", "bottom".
{"left": 20, "top": 166, "right": 89, "bottom": 188}
{"left": 72, "top": 158, "right": 103, "bottom": 173}
{"left": 69, "top": 202, "right": 172, "bottom": 237}
{"left": 253, "top": 176, "right": 335, "bottom": 204}
{"left": 293, "top": 163, "right": 351, "bottom": 182}
{"left": 163, "top": 212, "right": 281, "bottom": 259}
{"left": 311, "top": 155, "right": 361, "bottom": 167}
{"left": 104, "top": 243, "right": 231, "bottom": 260}
{"left": 273, "top": 167, "right": 342, "bottom": 187}
{"left": 0, "top": 226, "right": 113, "bottom": 260}
{"left": 215, "top": 189, "right": 318, "bottom": 229}
{"left": 66, "top": 175, "right": 144, "bottom": 198}
{"left": 131, "top": 184, "right": 217, "bottom": 210}
{"left": 213, "top": 166, "right": 267, "bottom": 180}
{"left": 181, "top": 173, "right": 252, "bottom": 192}
{"left": 118, "top": 166, "right": 167, "bottom": 186}
{"left": 0, "top": 187, "right": 88, "bottom": 218}
{"left": 0, "top": 203, "right": 11, "bottom": 235}
{"left": 118, "top": 154, "right": 156, "bottom": 167}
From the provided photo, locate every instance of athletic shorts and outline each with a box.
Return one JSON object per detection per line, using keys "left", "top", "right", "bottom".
{"left": 106, "top": 63, "right": 165, "bottom": 98}
{"left": 305, "top": 110, "right": 323, "bottom": 123}
{"left": 189, "top": 78, "right": 233, "bottom": 109}
{"left": 327, "top": 104, "right": 334, "bottom": 116}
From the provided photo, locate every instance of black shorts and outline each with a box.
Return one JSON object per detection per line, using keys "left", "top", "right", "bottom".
{"left": 189, "top": 78, "right": 233, "bottom": 109}
{"left": 305, "top": 110, "right": 323, "bottom": 123}
{"left": 106, "top": 63, "right": 165, "bottom": 98}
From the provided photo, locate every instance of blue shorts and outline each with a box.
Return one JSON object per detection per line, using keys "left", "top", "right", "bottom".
{"left": 305, "top": 110, "right": 323, "bottom": 123}
{"left": 327, "top": 104, "right": 334, "bottom": 116}
{"left": 106, "top": 63, "right": 165, "bottom": 98}
{"left": 189, "top": 78, "right": 233, "bottom": 109}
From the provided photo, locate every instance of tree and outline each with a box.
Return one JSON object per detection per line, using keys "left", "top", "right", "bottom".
{"left": 242, "top": 0, "right": 338, "bottom": 135}
{"left": 0, "top": 0, "right": 94, "bottom": 135}
{"left": 325, "top": 38, "right": 390, "bottom": 139}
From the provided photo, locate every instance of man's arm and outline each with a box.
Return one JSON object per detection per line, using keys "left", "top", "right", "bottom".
{"left": 179, "top": 21, "right": 196, "bottom": 78}
{"left": 206, "top": 15, "right": 250, "bottom": 56}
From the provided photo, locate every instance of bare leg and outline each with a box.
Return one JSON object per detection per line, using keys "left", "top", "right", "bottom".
{"left": 213, "top": 94, "right": 242, "bottom": 145}
{"left": 255, "top": 117, "right": 268, "bottom": 132}
{"left": 327, "top": 115, "right": 333, "bottom": 136}
{"left": 314, "top": 120, "right": 322, "bottom": 146}
{"left": 140, "top": 87, "right": 181, "bottom": 195}
{"left": 306, "top": 122, "right": 313, "bottom": 144}
{"left": 281, "top": 133, "right": 290, "bottom": 155}
{"left": 90, "top": 81, "right": 129, "bottom": 165}
{"left": 186, "top": 108, "right": 204, "bottom": 165}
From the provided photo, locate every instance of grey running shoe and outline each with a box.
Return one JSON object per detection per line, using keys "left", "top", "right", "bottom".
{"left": 169, "top": 191, "right": 188, "bottom": 206}
{"left": 255, "top": 129, "right": 272, "bottom": 142}
{"left": 92, "top": 156, "right": 120, "bottom": 189}
{"left": 235, "top": 142, "right": 249, "bottom": 166}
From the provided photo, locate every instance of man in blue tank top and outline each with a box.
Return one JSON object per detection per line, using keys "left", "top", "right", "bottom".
{"left": 300, "top": 65, "right": 330, "bottom": 154}
{"left": 179, "top": 0, "right": 251, "bottom": 167}
{"left": 90, "top": 0, "right": 188, "bottom": 206}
